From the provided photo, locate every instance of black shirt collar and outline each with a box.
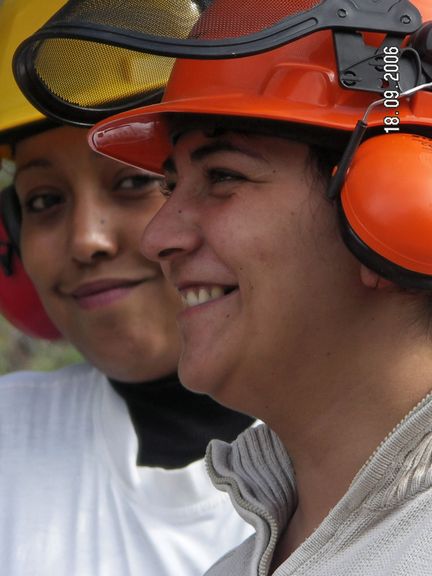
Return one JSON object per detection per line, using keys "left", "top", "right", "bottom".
{"left": 110, "top": 374, "right": 254, "bottom": 469}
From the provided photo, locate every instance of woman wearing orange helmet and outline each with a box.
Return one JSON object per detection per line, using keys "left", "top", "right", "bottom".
{"left": 85, "top": 0, "right": 432, "bottom": 573}
{"left": 0, "top": 1, "right": 254, "bottom": 574}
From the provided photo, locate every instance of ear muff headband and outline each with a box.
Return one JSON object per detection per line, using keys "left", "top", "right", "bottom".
{"left": 1, "top": 185, "right": 21, "bottom": 258}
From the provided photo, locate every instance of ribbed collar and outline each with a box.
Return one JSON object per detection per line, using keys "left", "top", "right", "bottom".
{"left": 206, "top": 391, "right": 432, "bottom": 574}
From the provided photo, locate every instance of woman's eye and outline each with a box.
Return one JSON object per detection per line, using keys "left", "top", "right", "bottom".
{"left": 206, "top": 169, "right": 246, "bottom": 197}
{"left": 158, "top": 169, "right": 245, "bottom": 200}
{"left": 117, "top": 173, "right": 162, "bottom": 191}
{"left": 25, "top": 192, "right": 63, "bottom": 214}
{"left": 208, "top": 169, "right": 245, "bottom": 185}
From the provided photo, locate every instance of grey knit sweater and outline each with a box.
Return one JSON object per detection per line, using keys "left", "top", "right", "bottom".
{"left": 205, "top": 393, "right": 432, "bottom": 576}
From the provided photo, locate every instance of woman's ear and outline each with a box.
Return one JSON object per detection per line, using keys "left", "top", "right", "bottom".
{"left": 360, "top": 264, "right": 395, "bottom": 290}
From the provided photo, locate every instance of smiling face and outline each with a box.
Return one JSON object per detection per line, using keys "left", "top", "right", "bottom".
{"left": 15, "top": 126, "right": 181, "bottom": 382}
{"left": 142, "top": 126, "right": 363, "bottom": 413}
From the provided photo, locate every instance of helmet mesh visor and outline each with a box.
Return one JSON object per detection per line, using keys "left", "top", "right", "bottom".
{"left": 34, "top": 39, "right": 175, "bottom": 108}
{"left": 14, "top": 0, "right": 323, "bottom": 124}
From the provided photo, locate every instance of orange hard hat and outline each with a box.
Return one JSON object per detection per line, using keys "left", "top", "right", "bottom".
{"left": 89, "top": 31, "right": 364, "bottom": 171}
{"left": 89, "top": 0, "right": 432, "bottom": 173}
{"left": 89, "top": 0, "right": 432, "bottom": 289}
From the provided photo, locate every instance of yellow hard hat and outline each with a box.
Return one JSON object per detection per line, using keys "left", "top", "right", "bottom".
{"left": 0, "top": 1, "right": 66, "bottom": 340}
{"left": 0, "top": 0, "right": 69, "bottom": 140}
{"left": 13, "top": 0, "right": 201, "bottom": 126}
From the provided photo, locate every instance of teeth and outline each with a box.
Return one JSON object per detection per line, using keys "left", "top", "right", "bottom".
{"left": 182, "top": 286, "right": 225, "bottom": 308}
{"left": 186, "top": 291, "right": 199, "bottom": 306}
{"left": 211, "top": 286, "right": 224, "bottom": 299}
{"left": 198, "top": 288, "right": 208, "bottom": 304}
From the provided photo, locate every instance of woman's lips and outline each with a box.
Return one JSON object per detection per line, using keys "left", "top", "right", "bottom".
{"left": 70, "top": 279, "right": 149, "bottom": 310}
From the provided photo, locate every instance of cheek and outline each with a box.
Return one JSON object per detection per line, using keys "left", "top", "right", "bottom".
{"left": 20, "top": 228, "right": 58, "bottom": 291}
{"left": 213, "top": 190, "right": 335, "bottom": 302}
{"left": 125, "top": 196, "right": 167, "bottom": 245}
{"left": 153, "top": 281, "right": 182, "bottom": 321}
{"left": 209, "top": 194, "right": 296, "bottom": 265}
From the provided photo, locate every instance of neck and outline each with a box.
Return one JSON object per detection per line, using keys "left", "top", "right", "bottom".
{"left": 264, "top": 296, "right": 432, "bottom": 549}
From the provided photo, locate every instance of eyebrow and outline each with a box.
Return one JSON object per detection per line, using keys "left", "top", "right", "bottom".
{"left": 14, "top": 158, "right": 52, "bottom": 179}
{"left": 14, "top": 148, "right": 109, "bottom": 179}
{"left": 162, "top": 139, "right": 264, "bottom": 174}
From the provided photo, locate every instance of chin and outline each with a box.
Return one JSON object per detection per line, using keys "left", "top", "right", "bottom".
{"left": 87, "top": 356, "right": 140, "bottom": 382}
{"left": 177, "top": 353, "right": 240, "bottom": 409}
{"left": 177, "top": 352, "right": 216, "bottom": 396}
{"left": 178, "top": 366, "right": 205, "bottom": 395}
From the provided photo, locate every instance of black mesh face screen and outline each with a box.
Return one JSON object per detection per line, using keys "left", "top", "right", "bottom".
{"left": 192, "top": 0, "right": 322, "bottom": 39}
{"left": 55, "top": 0, "right": 201, "bottom": 38}
{"left": 13, "top": 0, "right": 422, "bottom": 126}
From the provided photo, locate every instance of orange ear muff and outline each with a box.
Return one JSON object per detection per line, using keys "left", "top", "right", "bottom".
{"left": 337, "top": 133, "right": 432, "bottom": 290}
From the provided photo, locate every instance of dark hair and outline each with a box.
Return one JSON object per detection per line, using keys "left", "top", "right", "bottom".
{"left": 306, "top": 145, "right": 340, "bottom": 189}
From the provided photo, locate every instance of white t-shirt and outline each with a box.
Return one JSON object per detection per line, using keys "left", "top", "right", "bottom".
{"left": 0, "top": 363, "right": 253, "bottom": 575}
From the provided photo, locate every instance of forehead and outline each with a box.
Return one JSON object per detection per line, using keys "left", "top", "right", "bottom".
{"left": 14, "top": 126, "right": 112, "bottom": 181}
{"left": 15, "top": 126, "right": 89, "bottom": 163}
{"left": 164, "top": 124, "right": 309, "bottom": 173}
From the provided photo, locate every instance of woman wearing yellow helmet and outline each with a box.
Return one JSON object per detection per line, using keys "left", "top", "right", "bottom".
{"left": 0, "top": 1, "right": 253, "bottom": 574}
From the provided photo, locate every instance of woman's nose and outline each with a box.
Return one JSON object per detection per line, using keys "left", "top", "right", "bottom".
{"left": 141, "top": 195, "right": 201, "bottom": 264}
{"left": 69, "top": 197, "right": 118, "bottom": 264}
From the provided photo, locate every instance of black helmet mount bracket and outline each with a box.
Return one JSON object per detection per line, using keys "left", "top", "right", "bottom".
{"left": 333, "top": 32, "right": 427, "bottom": 94}
{"left": 334, "top": 12, "right": 432, "bottom": 96}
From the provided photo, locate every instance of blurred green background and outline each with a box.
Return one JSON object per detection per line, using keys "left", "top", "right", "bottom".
{"left": 0, "top": 315, "right": 82, "bottom": 374}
